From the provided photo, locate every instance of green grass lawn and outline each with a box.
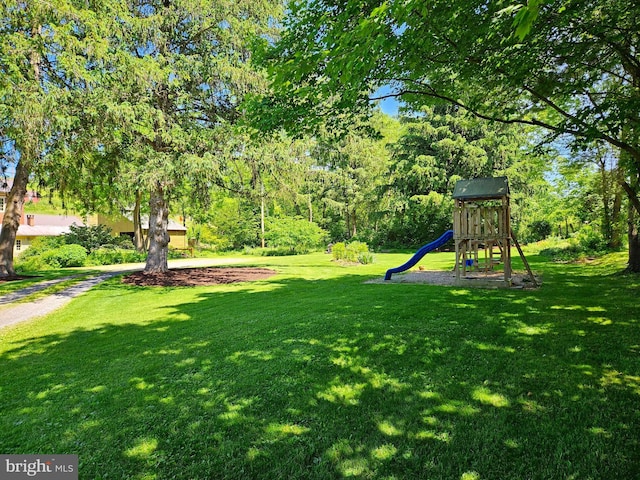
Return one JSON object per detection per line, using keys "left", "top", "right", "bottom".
{"left": 1, "top": 251, "right": 639, "bottom": 479}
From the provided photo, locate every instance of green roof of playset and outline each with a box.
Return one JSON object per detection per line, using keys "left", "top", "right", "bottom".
{"left": 452, "top": 176, "right": 509, "bottom": 200}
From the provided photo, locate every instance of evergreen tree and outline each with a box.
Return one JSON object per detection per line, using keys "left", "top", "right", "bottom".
{"left": 0, "top": 0, "right": 117, "bottom": 276}
{"left": 106, "top": 0, "right": 281, "bottom": 273}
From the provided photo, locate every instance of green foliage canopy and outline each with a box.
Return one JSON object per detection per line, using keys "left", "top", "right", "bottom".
{"left": 0, "top": 0, "right": 120, "bottom": 275}
{"left": 99, "top": 0, "right": 281, "bottom": 272}
{"left": 264, "top": 0, "right": 639, "bottom": 161}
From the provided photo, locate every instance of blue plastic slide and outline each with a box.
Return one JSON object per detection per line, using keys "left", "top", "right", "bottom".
{"left": 384, "top": 230, "right": 454, "bottom": 280}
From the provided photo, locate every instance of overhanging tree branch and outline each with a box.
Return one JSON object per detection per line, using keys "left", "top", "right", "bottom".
{"left": 620, "top": 179, "right": 640, "bottom": 216}
{"left": 374, "top": 79, "right": 640, "bottom": 163}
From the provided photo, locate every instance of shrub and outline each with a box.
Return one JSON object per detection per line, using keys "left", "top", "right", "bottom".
{"left": 168, "top": 248, "right": 191, "bottom": 259}
{"left": 346, "top": 241, "right": 369, "bottom": 262}
{"left": 265, "top": 216, "right": 327, "bottom": 254}
{"left": 199, "top": 225, "right": 233, "bottom": 251}
{"left": 357, "top": 251, "right": 375, "bottom": 265}
{"left": 16, "top": 255, "right": 48, "bottom": 272}
{"left": 539, "top": 244, "right": 581, "bottom": 262}
{"left": 537, "top": 226, "right": 608, "bottom": 262}
{"left": 331, "top": 242, "right": 347, "bottom": 261}
{"left": 113, "top": 235, "right": 136, "bottom": 250}
{"left": 17, "top": 236, "right": 64, "bottom": 261}
{"left": 62, "top": 224, "right": 114, "bottom": 253}
{"left": 86, "top": 247, "right": 147, "bottom": 266}
{"left": 16, "top": 240, "right": 87, "bottom": 271}
{"left": 245, "top": 246, "right": 299, "bottom": 257}
{"left": 573, "top": 225, "right": 607, "bottom": 253}
{"left": 42, "top": 244, "right": 88, "bottom": 268}
{"left": 332, "top": 241, "right": 374, "bottom": 264}
{"left": 16, "top": 231, "right": 140, "bottom": 271}
{"left": 528, "top": 220, "right": 552, "bottom": 242}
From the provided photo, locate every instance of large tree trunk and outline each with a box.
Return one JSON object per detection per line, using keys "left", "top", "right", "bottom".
{"left": 144, "top": 184, "right": 170, "bottom": 274}
{"left": 619, "top": 176, "right": 640, "bottom": 272}
{"left": 0, "top": 161, "right": 29, "bottom": 277}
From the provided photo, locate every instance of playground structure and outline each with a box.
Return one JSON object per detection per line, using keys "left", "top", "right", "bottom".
{"left": 385, "top": 177, "right": 536, "bottom": 286}
{"left": 453, "top": 176, "right": 512, "bottom": 285}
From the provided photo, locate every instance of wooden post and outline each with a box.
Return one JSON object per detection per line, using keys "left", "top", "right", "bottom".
{"left": 511, "top": 229, "right": 538, "bottom": 287}
{"left": 503, "top": 196, "right": 511, "bottom": 285}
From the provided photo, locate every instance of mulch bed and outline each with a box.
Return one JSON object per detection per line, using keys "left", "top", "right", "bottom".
{"left": 121, "top": 267, "right": 277, "bottom": 287}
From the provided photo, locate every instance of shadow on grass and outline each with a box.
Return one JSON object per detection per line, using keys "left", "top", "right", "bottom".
{"left": 0, "top": 266, "right": 639, "bottom": 479}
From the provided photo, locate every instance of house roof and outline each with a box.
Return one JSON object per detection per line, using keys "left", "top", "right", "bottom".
{"left": 7, "top": 214, "right": 85, "bottom": 237}
{"left": 166, "top": 219, "right": 187, "bottom": 232}
{"left": 1, "top": 178, "right": 40, "bottom": 198}
{"left": 2, "top": 211, "right": 187, "bottom": 237}
{"left": 29, "top": 214, "right": 85, "bottom": 227}
{"left": 17, "top": 225, "right": 74, "bottom": 237}
{"left": 452, "top": 177, "right": 509, "bottom": 200}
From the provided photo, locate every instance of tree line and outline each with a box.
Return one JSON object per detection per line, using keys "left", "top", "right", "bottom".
{"left": 1, "top": 0, "right": 637, "bottom": 275}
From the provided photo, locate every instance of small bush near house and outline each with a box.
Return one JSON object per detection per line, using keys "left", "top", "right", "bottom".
{"left": 332, "top": 241, "right": 374, "bottom": 264}
{"left": 86, "top": 247, "right": 147, "bottom": 266}
{"left": 17, "top": 227, "right": 142, "bottom": 270}
{"left": 62, "top": 224, "right": 114, "bottom": 253}
{"left": 16, "top": 255, "right": 48, "bottom": 272}
{"left": 41, "top": 244, "right": 88, "bottom": 268}
{"left": 16, "top": 237, "right": 65, "bottom": 271}
{"left": 19, "top": 236, "right": 64, "bottom": 257}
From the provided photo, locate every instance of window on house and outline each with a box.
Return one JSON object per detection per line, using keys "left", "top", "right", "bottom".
{"left": 16, "top": 240, "right": 21, "bottom": 251}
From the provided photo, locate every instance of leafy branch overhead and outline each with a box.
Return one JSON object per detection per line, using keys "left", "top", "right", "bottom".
{"left": 264, "top": 0, "right": 639, "bottom": 167}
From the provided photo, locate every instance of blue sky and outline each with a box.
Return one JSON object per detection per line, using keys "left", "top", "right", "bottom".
{"left": 378, "top": 96, "right": 400, "bottom": 116}
{"left": 372, "top": 85, "right": 401, "bottom": 116}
